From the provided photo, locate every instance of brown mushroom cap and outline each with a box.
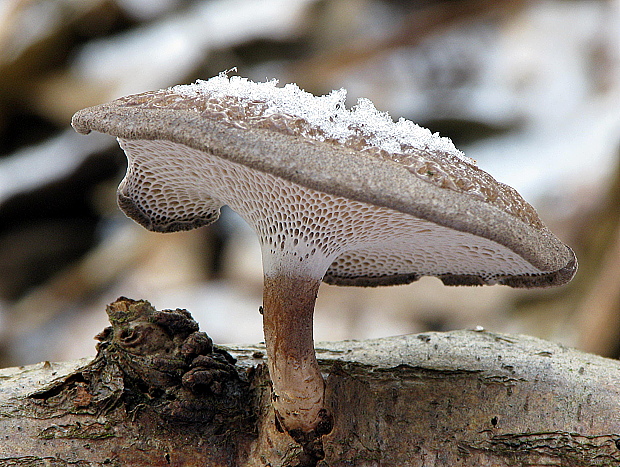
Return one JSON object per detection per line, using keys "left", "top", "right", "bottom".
{"left": 71, "top": 74, "right": 576, "bottom": 289}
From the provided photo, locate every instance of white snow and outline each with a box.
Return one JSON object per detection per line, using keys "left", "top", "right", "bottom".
{"left": 0, "top": 129, "right": 112, "bottom": 204}
{"left": 173, "top": 73, "right": 471, "bottom": 164}
{"left": 72, "top": 0, "right": 315, "bottom": 98}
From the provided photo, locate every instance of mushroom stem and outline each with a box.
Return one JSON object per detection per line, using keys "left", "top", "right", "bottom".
{"left": 262, "top": 273, "right": 331, "bottom": 436}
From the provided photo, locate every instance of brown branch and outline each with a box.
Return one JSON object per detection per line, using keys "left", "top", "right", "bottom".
{"left": 293, "top": 0, "right": 524, "bottom": 87}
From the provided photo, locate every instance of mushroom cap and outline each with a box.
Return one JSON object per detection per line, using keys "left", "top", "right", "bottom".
{"left": 72, "top": 75, "right": 577, "bottom": 288}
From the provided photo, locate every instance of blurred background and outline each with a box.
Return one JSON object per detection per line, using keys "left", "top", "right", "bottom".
{"left": 0, "top": 0, "right": 619, "bottom": 367}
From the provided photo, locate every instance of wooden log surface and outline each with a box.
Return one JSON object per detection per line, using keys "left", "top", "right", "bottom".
{"left": 1, "top": 298, "right": 620, "bottom": 466}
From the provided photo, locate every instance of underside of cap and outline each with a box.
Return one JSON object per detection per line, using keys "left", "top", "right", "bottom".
{"left": 116, "top": 139, "right": 223, "bottom": 232}
{"left": 110, "top": 137, "right": 577, "bottom": 289}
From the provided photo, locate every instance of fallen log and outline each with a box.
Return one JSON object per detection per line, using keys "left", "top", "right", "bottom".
{"left": 1, "top": 297, "right": 619, "bottom": 466}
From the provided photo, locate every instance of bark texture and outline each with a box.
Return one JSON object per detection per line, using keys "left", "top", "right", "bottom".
{"left": 1, "top": 297, "right": 620, "bottom": 467}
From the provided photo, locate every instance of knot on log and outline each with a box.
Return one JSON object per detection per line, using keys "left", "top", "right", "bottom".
{"left": 92, "top": 297, "right": 252, "bottom": 424}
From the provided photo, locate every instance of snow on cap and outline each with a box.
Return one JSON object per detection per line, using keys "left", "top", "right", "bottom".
{"left": 171, "top": 72, "right": 470, "bottom": 164}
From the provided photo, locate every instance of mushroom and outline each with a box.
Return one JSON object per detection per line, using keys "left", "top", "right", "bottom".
{"left": 71, "top": 74, "right": 576, "bottom": 443}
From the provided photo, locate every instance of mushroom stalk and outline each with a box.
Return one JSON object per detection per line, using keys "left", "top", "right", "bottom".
{"left": 262, "top": 273, "right": 331, "bottom": 436}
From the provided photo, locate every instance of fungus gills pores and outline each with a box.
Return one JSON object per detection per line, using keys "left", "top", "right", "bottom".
{"left": 71, "top": 74, "right": 577, "bottom": 443}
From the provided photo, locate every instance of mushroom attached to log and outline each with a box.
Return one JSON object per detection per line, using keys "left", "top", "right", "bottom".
{"left": 72, "top": 73, "right": 577, "bottom": 440}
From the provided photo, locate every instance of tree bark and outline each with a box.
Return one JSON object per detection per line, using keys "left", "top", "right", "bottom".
{"left": 1, "top": 297, "right": 620, "bottom": 466}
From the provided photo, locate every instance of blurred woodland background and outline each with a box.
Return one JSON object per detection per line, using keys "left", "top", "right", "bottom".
{"left": 0, "top": 0, "right": 619, "bottom": 367}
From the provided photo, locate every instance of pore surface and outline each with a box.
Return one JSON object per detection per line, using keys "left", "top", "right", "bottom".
{"left": 118, "top": 138, "right": 549, "bottom": 285}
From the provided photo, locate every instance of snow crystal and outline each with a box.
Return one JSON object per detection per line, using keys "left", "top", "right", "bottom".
{"left": 172, "top": 72, "right": 471, "bottom": 164}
